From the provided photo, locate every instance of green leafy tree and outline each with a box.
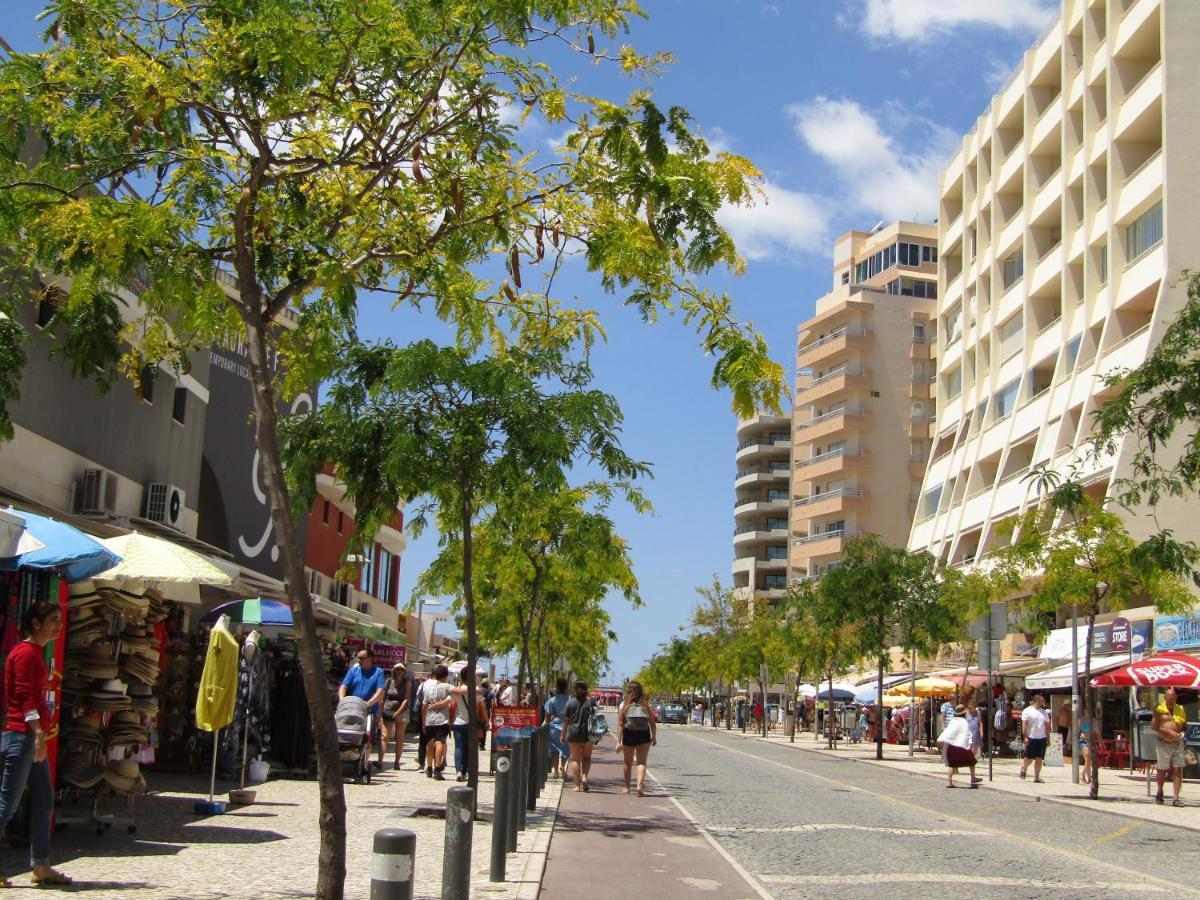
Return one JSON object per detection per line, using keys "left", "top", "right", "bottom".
{"left": 793, "top": 581, "right": 857, "bottom": 748}
{"left": 989, "top": 467, "right": 1193, "bottom": 797}
{"left": 0, "top": 4, "right": 784, "bottom": 893}
{"left": 282, "top": 338, "right": 645, "bottom": 802}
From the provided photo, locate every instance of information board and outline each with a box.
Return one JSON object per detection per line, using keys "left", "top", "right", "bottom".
{"left": 492, "top": 706, "right": 539, "bottom": 749}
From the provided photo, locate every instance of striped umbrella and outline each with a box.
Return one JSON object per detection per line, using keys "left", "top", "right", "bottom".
{"left": 98, "top": 532, "right": 233, "bottom": 587}
{"left": 201, "top": 598, "right": 293, "bottom": 627}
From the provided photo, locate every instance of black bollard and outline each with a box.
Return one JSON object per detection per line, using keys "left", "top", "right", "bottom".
{"left": 526, "top": 731, "right": 539, "bottom": 813}
{"left": 489, "top": 749, "right": 511, "bottom": 881}
{"left": 505, "top": 739, "right": 520, "bottom": 853}
{"left": 538, "top": 727, "right": 548, "bottom": 791}
{"left": 442, "top": 785, "right": 473, "bottom": 900}
{"left": 370, "top": 828, "right": 416, "bottom": 900}
{"left": 514, "top": 736, "right": 529, "bottom": 831}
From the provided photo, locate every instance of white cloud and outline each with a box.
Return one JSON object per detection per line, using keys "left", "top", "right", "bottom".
{"left": 786, "top": 97, "right": 957, "bottom": 223}
{"left": 717, "top": 180, "right": 830, "bottom": 262}
{"left": 858, "top": 0, "right": 1056, "bottom": 43}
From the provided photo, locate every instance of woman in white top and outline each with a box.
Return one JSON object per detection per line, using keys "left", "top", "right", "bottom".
{"left": 419, "top": 665, "right": 454, "bottom": 780}
{"left": 616, "top": 681, "right": 657, "bottom": 796}
{"left": 937, "top": 704, "right": 979, "bottom": 788}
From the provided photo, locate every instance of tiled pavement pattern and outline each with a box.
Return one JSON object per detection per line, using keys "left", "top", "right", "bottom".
{"left": 3, "top": 753, "right": 561, "bottom": 898}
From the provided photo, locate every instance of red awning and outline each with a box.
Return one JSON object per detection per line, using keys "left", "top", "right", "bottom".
{"left": 1090, "top": 652, "right": 1200, "bottom": 688}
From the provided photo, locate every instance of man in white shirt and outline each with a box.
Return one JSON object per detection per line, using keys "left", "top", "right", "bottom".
{"left": 1020, "top": 693, "right": 1051, "bottom": 783}
{"left": 497, "top": 676, "right": 514, "bottom": 707}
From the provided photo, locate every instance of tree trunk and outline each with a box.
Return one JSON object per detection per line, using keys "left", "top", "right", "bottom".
{"left": 876, "top": 653, "right": 885, "bottom": 760}
{"left": 243, "top": 312, "right": 346, "bottom": 899}
{"left": 460, "top": 487, "right": 481, "bottom": 803}
{"left": 827, "top": 672, "right": 836, "bottom": 749}
{"left": 516, "top": 567, "right": 544, "bottom": 703}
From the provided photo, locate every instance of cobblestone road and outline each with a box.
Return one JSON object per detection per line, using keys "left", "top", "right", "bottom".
{"left": 653, "top": 726, "right": 1200, "bottom": 900}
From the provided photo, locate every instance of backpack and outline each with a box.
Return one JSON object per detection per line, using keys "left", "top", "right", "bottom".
{"left": 625, "top": 703, "right": 650, "bottom": 732}
{"left": 588, "top": 708, "right": 610, "bottom": 743}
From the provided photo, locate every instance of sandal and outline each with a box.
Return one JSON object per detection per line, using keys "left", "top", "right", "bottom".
{"left": 31, "top": 870, "right": 72, "bottom": 886}
{"left": 0, "top": 877, "right": 11, "bottom": 888}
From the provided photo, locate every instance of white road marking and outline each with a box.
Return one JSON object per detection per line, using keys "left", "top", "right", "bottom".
{"left": 758, "top": 873, "right": 1167, "bottom": 892}
{"left": 643, "top": 769, "right": 775, "bottom": 900}
{"left": 678, "top": 731, "right": 1200, "bottom": 898}
{"left": 679, "top": 876, "right": 726, "bottom": 891}
{"left": 707, "top": 822, "right": 982, "bottom": 837}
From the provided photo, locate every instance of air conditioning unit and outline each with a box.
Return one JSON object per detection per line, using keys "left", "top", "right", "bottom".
{"left": 143, "top": 482, "right": 185, "bottom": 529}
{"left": 77, "top": 468, "right": 118, "bottom": 515}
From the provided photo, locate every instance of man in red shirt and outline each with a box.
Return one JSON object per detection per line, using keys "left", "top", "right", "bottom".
{"left": 0, "top": 599, "right": 71, "bottom": 886}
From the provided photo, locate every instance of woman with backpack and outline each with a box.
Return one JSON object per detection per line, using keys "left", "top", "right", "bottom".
{"left": 561, "top": 681, "right": 596, "bottom": 793}
{"left": 617, "top": 681, "right": 656, "bottom": 797}
{"left": 543, "top": 678, "right": 571, "bottom": 780}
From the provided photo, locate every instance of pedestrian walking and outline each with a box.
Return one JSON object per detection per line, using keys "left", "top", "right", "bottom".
{"left": 1153, "top": 687, "right": 1187, "bottom": 806}
{"left": 937, "top": 704, "right": 978, "bottom": 789}
{"left": 964, "top": 698, "right": 982, "bottom": 759}
{"left": 616, "top": 681, "right": 656, "bottom": 796}
{"left": 543, "top": 678, "right": 571, "bottom": 780}
{"left": 419, "top": 664, "right": 454, "bottom": 780}
{"left": 1055, "top": 701, "right": 1072, "bottom": 757}
{"left": 380, "top": 663, "right": 411, "bottom": 770}
{"left": 448, "top": 671, "right": 485, "bottom": 782}
{"left": 497, "top": 676, "right": 514, "bottom": 707}
{"left": 0, "top": 600, "right": 72, "bottom": 887}
{"left": 1020, "top": 693, "right": 1050, "bottom": 783}
{"left": 411, "top": 675, "right": 429, "bottom": 771}
{"left": 338, "top": 647, "right": 387, "bottom": 771}
{"left": 561, "top": 680, "right": 596, "bottom": 793}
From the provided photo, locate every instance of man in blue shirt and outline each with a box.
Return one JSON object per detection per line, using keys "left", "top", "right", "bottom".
{"left": 339, "top": 647, "right": 388, "bottom": 769}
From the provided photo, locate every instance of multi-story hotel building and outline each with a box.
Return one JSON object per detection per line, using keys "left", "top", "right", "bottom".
{"left": 909, "top": 0, "right": 1198, "bottom": 564}
{"left": 733, "top": 414, "right": 792, "bottom": 601}
{"left": 791, "top": 223, "right": 939, "bottom": 582}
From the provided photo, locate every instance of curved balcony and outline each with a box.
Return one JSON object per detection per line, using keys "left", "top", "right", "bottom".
{"left": 735, "top": 436, "right": 792, "bottom": 463}
{"left": 734, "top": 465, "right": 791, "bottom": 489}
{"left": 734, "top": 496, "right": 790, "bottom": 521}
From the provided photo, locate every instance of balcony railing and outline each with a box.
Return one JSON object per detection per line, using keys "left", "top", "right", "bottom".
{"left": 736, "top": 465, "right": 791, "bottom": 479}
{"left": 799, "top": 366, "right": 865, "bottom": 390}
{"left": 797, "top": 326, "right": 867, "bottom": 356}
{"left": 795, "top": 407, "right": 864, "bottom": 430}
{"left": 793, "top": 528, "right": 856, "bottom": 546}
{"left": 1123, "top": 148, "right": 1162, "bottom": 186}
{"left": 793, "top": 488, "right": 862, "bottom": 507}
{"left": 736, "top": 436, "right": 790, "bottom": 451}
{"left": 735, "top": 496, "right": 788, "bottom": 508}
{"left": 794, "top": 447, "right": 862, "bottom": 469}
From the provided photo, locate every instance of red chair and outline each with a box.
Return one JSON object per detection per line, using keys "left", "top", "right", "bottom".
{"left": 1092, "top": 739, "right": 1113, "bottom": 768}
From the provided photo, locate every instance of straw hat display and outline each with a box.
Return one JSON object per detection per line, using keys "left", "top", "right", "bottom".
{"left": 101, "top": 758, "right": 147, "bottom": 795}
{"left": 59, "top": 752, "right": 105, "bottom": 790}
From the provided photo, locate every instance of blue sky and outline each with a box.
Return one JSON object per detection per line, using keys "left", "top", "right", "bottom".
{"left": 4, "top": 0, "right": 1058, "bottom": 681}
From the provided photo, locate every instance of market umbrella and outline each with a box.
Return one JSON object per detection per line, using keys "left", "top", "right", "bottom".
{"left": 97, "top": 532, "right": 234, "bottom": 588}
{"left": 0, "top": 507, "right": 121, "bottom": 582}
{"left": 1090, "top": 652, "right": 1200, "bottom": 688}
{"left": 448, "top": 660, "right": 485, "bottom": 676}
{"left": 892, "top": 676, "right": 958, "bottom": 698}
{"left": 201, "top": 598, "right": 293, "bottom": 627}
{"left": 0, "top": 509, "right": 44, "bottom": 557}
{"left": 796, "top": 683, "right": 817, "bottom": 698}
{"left": 815, "top": 683, "right": 857, "bottom": 702}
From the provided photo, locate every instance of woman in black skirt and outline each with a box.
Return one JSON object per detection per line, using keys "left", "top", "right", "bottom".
{"left": 616, "top": 681, "right": 657, "bottom": 796}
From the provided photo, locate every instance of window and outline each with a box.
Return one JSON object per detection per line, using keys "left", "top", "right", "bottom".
{"left": 1126, "top": 200, "right": 1163, "bottom": 262}
{"left": 921, "top": 485, "right": 943, "bottom": 518}
{"left": 946, "top": 366, "right": 963, "bottom": 399}
{"left": 35, "top": 293, "right": 58, "bottom": 330}
{"left": 1002, "top": 249, "right": 1024, "bottom": 289}
{"left": 913, "top": 323, "right": 926, "bottom": 342}
{"left": 999, "top": 312, "right": 1023, "bottom": 359}
{"left": 358, "top": 544, "right": 375, "bottom": 595}
{"left": 854, "top": 242, "right": 899, "bottom": 283}
{"left": 994, "top": 378, "right": 1020, "bottom": 420}
{"left": 377, "top": 548, "right": 394, "bottom": 605}
{"left": 765, "top": 546, "right": 788, "bottom": 560}
{"left": 922, "top": 245, "right": 937, "bottom": 264}
{"left": 911, "top": 401, "right": 926, "bottom": 420}
{"left": 767, "top": 489, "right": 789, "bottom": 501}
{"left": 1098, "top": 242, "right": 1108, "bottom": 284}
{"left": 886, "top": 277, "right": 937, "bottom": 298}
{"left": 764, "top": 575, "right": 788, "bottom": 589}
{"left": 138, "top": 365, "right": 156, "bottom": 404}
{"left": 337, "top": 511, "right": 345, "bottom": 534}
{"left": 768, "top": 460, "right": 789, "bottom": 473}
{"left": 322, "top": 500, "right": 331, "bottom": 524}
{"left": 944, "top": 305, "right": 962, "bottom": 345}
{"left": 1063, "top": 335, "right": 1081, "bottom": 373}
{"left": 766, "top": 517, "right": 788, "bottom": 531}
{"left": 823, "top": 519, "right": 846, "bottom": 535}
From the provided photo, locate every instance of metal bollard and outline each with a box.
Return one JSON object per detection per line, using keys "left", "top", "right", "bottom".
{"left": 514, "top": 737, "right": 529, "bottom": 831}
{"left": 526, "top": 731, "right": 539, "bottom": 812}
{"left": 538, "top": 727, "right": 548, "bottom": 791}
{"left": 505, "top": 740, "right": 520, "bottom": 853}
{"left": 442, "top": 785, "right": 473, "bottom": 900}
{"left": 489, "top": 749, "right": 511, "bottom": 881}
{"left": 371, "top": 828, "right": 416, "bottom": 900}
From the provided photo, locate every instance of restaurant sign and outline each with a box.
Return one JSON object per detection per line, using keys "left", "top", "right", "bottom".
{"left": 1153, "top": 613, "right": 1200, "bottom": 652}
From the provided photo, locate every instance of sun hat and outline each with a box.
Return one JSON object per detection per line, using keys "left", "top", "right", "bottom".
{"left": 954, "top": 704, "right": 966, "bottom": 716}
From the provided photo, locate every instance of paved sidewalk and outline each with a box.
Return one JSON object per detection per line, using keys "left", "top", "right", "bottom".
{"left": 540, "top": 735, "right": 765, "bottom": 900}
{"left": 8, "top": 749, "right": 560, "bottom": 898}
{"left": 710, "top": 724, "right": 1200, "bottom": 832}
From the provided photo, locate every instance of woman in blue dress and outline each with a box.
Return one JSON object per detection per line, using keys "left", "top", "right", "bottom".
{"left": 543, "top": 678, "right": 571, "bottom": 779}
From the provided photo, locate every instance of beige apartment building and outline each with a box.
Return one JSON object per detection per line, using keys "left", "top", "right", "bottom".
{"left": 791, "top": 223, "right": 939, "bottom": 582}
{"left": 733, "top": 413, "right": 792, "bottom": 601}
{"left": 910, "top": 0, "right": 1199, "bottom": 565}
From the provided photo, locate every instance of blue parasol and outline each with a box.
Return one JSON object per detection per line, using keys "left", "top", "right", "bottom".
{"left": 0, "top": 508, "right": 122, "bottom": 583}
{"left": 201, "top": 597, "right": 294, "bottom": 627}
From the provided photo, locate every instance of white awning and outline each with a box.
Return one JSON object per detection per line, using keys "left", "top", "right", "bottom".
{"left": 1025, "top": 655, "right": 1129, "bottom": 690}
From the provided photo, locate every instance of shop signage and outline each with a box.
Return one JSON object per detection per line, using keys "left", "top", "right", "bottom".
{"left": 1109, "top": 617, "right": 1131, "bottom": 652}
{"left": 1187, "top": 723, "right": 1200, "bottom": 747}
{"left": 1044, "top": 731, "right": 1064, "bottom": 767}
{"left": 1153, "top": 613, "right": 1200, "bottom": 652}
{"left": 373, "top": 643, "right": 406, "bottom": 668}
{"left": 491, "top": 706, "right": 539, "bottom": 750}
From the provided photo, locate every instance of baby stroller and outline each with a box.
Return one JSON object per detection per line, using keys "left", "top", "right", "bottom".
{"left": 335, "top": 696, "right": 373, "bottom": 784}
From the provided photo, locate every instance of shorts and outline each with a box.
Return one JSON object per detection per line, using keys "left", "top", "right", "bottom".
{"left": 423, "top": 724, "right": 450, "bottom": 742}
{"left": 1025, "top": 737, "right": 1048, "bottom": 759}
{"left": 1157, "top": 738, "right": 1186, "bottom": 770}
{"left": 945, "top": 745, "right": 975, "bottom": 769}
{"left": 622, "top": 730, "right": 652, "bottom": 747}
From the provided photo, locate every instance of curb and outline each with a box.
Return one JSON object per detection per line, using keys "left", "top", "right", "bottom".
{"left": 718, "top": 727, "right": 1200, "bottom": 835}
{"left": 472, "top": 775, "right": 563, "bottom": 899}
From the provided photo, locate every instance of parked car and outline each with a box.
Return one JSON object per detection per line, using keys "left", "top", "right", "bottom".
{"left": 660, "top": 703, "right": 688, "bottom": 724}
